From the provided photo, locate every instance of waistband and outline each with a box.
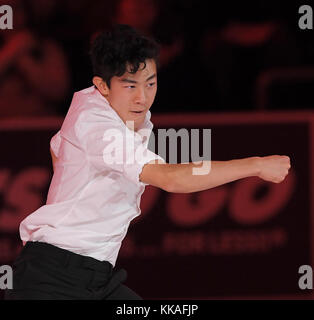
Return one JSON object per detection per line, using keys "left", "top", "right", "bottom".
{"left": 22, "top": 241, "right": 113, "bottom": 274}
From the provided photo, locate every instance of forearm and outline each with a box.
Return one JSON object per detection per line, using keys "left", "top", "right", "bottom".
{"left": 168, "top": 157, "right": 261, "bottom": 193}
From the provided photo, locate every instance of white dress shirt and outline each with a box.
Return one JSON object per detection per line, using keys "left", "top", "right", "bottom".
{"left": 19, "top": 85, "right": 165, "bottom": 267}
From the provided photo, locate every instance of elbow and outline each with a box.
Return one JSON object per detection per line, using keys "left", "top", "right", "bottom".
{"left": 166, "top": 185, "right": 191, "bottom": 194}
{"left": 155, "top": 172, "right": 173, "bottom": 193}
{"left": 163, "top": 180, "right": 175, "bottom": 193}
{"left": 163, "top": 172, "right": 190, "bottom": 194}
{"left": 158, "top": 170, "right": 176, "bottom": 193}
{"left": 140, "top": 161, "right": 191, "bottom": 193}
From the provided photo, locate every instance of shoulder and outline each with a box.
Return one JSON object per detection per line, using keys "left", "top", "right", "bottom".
{"left": 63, "top": 86, "right": 122, "bottom": 135}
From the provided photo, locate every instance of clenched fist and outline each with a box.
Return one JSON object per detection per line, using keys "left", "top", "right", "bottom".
{"left": 257, "top": 155, "right": 291, "bottom": 183}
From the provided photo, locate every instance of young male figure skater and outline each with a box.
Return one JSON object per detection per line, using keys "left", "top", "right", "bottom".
{"left": 5, "top": 25, "right": 290, "bottom": 300}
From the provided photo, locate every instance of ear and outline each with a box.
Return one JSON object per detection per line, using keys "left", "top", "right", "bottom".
{"left": 92, "top": 76, "right": 110, "bottom": 96}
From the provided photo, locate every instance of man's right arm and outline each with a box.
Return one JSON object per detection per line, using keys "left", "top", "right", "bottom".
{"left": 140, "top": 155, "right": 291, "bottom": 193}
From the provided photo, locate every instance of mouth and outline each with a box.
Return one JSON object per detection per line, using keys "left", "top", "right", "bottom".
{"left": 130, "top": 110, "right": 145, "bottom": 115}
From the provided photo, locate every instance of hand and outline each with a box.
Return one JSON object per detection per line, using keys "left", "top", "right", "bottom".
{"left": 257, "top": 155, "right": 291, "bottom": 183}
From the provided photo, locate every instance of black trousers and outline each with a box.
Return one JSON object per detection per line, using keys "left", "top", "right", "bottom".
{"left": 4, "top": 241, "right": 142, "bottom": 300}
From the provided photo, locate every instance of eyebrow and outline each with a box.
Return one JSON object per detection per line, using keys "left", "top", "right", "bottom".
{"left": 119, "top": 73, "right": 156, "bottom": 84}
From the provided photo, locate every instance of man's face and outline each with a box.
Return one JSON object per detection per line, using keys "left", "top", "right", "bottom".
{"left": 106, "top": 59, "right": 157, "bottom": 131}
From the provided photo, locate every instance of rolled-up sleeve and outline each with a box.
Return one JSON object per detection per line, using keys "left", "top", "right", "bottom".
{"left": 124, "top": 133, "right": 165, "bottom": 186}
{"left": 76, "top": 109, "right": 165, "bottom": 186}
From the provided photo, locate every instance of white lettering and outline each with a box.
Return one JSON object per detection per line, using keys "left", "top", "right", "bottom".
{"left": 0, "top": 265, "right": 13, "bottom": 289}
{"left": 298, "top": 265, "right": 313, "bottom": 289}
{"left": 298, "top": 5, "right": 313, "bottom": 29}
{"left": 0, "top": 5, "right": 13, "bottom": 30}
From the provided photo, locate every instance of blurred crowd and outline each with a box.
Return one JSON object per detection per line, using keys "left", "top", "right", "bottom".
{"left": 0, "top": 0, "right": 313, "bottom": 118}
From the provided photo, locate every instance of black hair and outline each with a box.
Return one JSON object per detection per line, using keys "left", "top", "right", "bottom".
{"left": 89, "top": 24, "right": 160, "bottom": 88}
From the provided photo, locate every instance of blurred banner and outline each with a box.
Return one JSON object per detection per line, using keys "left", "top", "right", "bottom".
{"left": 0, "top": 112, "right": 313, "bottom": 299}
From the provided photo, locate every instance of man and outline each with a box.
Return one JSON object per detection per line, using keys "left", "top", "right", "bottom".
{"left": 5, "top": 24, "right": 290, "bottom": 300}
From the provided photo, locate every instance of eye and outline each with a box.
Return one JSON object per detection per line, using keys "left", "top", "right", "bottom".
{"left": 147, "top": 82, "right": 156, "bottom": 87}
{"left": 125, "top": 85, "right": 135, "bottom": 89}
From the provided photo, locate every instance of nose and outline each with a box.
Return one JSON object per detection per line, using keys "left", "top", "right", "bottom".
{"left": 134, "top": 87, "right": 146, "bottom": 105}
